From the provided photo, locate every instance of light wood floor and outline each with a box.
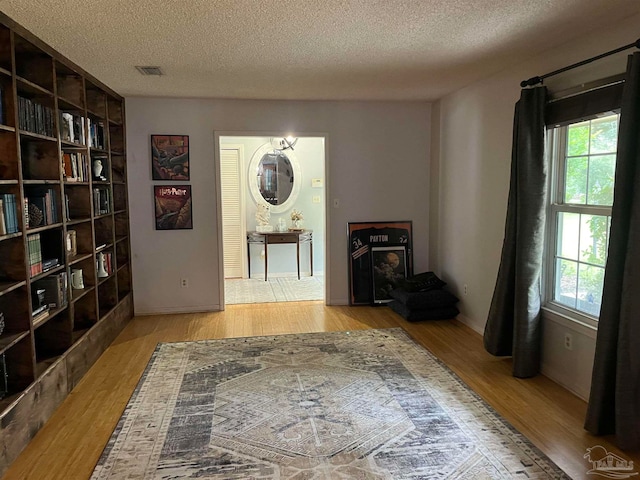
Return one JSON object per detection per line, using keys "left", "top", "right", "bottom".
{"left": 3, "top": 302, "right": 638, "bottom": 479}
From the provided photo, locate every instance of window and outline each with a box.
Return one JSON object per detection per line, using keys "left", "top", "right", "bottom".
{"left": 546, "top": 113, "right": 619, "bottom": 323}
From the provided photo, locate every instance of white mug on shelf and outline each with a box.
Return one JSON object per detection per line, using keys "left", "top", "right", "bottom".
{"left": 71, "top": 268, "right": 85, "bottom": 289}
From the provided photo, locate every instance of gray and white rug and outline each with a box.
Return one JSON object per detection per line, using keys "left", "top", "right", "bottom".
{"left": 91, "top": 329, "right": 569, "bottom": 479}
{"left": 225, "top": 275, "right": 324, "bottom": 304}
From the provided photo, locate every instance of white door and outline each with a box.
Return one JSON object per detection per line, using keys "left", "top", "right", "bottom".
{"left": 221, "top": 147, "right": 245, "bottom": 278}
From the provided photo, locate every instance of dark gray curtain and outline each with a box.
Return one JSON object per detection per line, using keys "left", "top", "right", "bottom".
{"left": 484, "top": 87, "right": 547, "bottom": 379}
{"left": 585, "top": 52, "right": 640, "bottom": 451}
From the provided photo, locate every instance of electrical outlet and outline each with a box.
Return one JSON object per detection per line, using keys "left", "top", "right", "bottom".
{"left": 312, "top": 195, "right": 321, "bottom": 203}
{"left": 463, "top": 284, "right": 468, "bottom": 296}
{"left": 564, "top": 333, "right": 573, "bottom": 350}
{"left": 180, "top": 278, "right": 188, "bottom": 288}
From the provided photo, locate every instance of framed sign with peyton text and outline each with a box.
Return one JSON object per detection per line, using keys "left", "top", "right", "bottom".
{"left": 347, "top": 221, "right": 413, "bottom": 305}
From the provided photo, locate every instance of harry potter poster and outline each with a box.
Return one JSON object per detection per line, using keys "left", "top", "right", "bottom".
{"left": 154, "top": 185, "right": 193, "bottom": 230}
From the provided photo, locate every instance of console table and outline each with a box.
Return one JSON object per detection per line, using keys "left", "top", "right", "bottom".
{"left": 247, "top": 230, "right": 313, "bottom": 281}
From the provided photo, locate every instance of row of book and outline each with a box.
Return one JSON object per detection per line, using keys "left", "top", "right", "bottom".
{"left": 98, "top": 251, "right": 114, "bottom": 277}
{"left": 93, "top": 187, "right": 110, "bottom": 215}
{"left": 25, "top": 188, "right": 59, "bottom": 228}
{"left": 27, "top": 233, "right": 43, "bottom": 277}
{"left": 34, "top": 271, "right": 69, "bottom": 312}
{"left": 60, "top": 112, "right": 85, "bottom": 144}
{"left": 18, "top": 96, "right": 55, "bottom": 137}
{"left": 0, "top": 193, "right": 19, "bottom": 235}
{"left": 62, "top": 152, "right": 89, "bottom": 182}
{"left": 88, "top": 118, "right": 105, "bottom": 150}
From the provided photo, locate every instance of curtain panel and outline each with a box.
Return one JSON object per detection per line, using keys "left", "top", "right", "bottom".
{"left": 585, "top": 52, "right": 640, "bottom": 451}
{"left": 484, "top": 87, "right": 547, "bottom": 379}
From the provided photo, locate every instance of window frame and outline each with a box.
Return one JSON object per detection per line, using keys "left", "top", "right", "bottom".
{"left": 543, "top": 113, "right": 618, "bottom": 328}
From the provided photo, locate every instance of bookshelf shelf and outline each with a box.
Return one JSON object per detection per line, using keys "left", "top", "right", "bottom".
{"left": 67, "top": 252, "right": 93, "bottom": 266}
{"left": 22, "top": 179, "right": 61, "bottom": 185}
{"left": 15, "top": 76, "right": 54, "bottom": 96}
{"left": 34, "top": 356, "right": 60, "bottom": 379}
{"left": 32, "top": 305, "right": 68, "bottom": 330}
{"left": 0, "top": 232, "right": 23, "bottom": 243}
{"left": 30, "top": 264, "right": 65, "bottom": 282}
{"left": 0, "top": 12, "right": 133, "bottom": 473}
{"left": 0, "top": 331, "right": 30, "bottom": 355}
{"left": 0, "top": 280, "right": 26, "bottom": 297}
{"left": 66, "top": 217, "right": 92, "bottom": 226}
{"left": 70, "top": 285, "right": 95, "bottom": 303}
{"left": 25, "top": 222, "right": 64, "bottom": 234}
{"left": 18, "top": 130, "right": 57, "bottom": 142}
{"left": 60, "top": 139, "right": 86, "bottom": 149}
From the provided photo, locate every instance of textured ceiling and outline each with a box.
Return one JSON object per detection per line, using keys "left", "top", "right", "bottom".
{"left": 2, "top": 0, "right": 639, "bottom": 100}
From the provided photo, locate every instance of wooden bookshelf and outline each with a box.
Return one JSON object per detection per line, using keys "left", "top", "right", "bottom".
{"left": 0, "top": 13, "right": 133, "bottom": 475}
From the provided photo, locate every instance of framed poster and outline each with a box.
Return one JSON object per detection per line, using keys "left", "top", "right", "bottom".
{"left": 151, "top": 135, "right": 189, "bottom": 180}
{"left": 371, "top": 246, "right": 408, "bottom": 304}
{"left": 154, "top": 185, "right": 193, "bottom": 230}
{"left": 347, "top": 221, "right": 413, "bottom": 305}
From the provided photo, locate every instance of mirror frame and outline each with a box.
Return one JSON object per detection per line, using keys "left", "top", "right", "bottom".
{"left": 248, "top": 143, "right": 302, "bottom": 213}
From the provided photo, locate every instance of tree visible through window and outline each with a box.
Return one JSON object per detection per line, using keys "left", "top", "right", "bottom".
{"left": 548, "top": 113, "right": 618, "bottom": 319}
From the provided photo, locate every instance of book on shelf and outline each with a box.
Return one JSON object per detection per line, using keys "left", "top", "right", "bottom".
{"left": 37, "top": 271, "right": 68, "bottom": 309}
{"left": 93, "top": 187, "right": 110, "bottom": 215}
{"left": 60, "top": 112, "right": 85, "bottom": 144}
{"left": 88, "top": 119, "right": 105, "bottom": 150}
{"left": 62, "top": 152, "right": 87, "bottom": 182}
{"left": 0, "top": 199, "right": 5, "bottom": 235}
{"left": 27, "top": 233, "right": 43, "bottom": 277}
{"left": 18, "top": 96, "right": 55, "bottom": 137}
{"left": 32, "top": 306, "right": 50, "bottom": 324}
{"left": 0, "top": 86, "right": 4, "bottom": 125}
{"left": 26, "top": 188, "right": 58, "bottom": 228}
{"left": 42, "top": 258, "right": 60, "bottom": 272}
{"left": 0, "top": 194, "right": 19, "bottom": 235}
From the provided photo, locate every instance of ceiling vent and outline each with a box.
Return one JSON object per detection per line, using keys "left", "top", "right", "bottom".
{"left": 135, "top": 66, "right": 164, "bottom": 76}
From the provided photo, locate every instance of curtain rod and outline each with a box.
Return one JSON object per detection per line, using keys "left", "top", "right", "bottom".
{"left": 520, "top": 38, "right": 640, "bottom": 88}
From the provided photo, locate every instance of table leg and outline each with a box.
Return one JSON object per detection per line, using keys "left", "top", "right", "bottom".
{"left": 247, "top": 242, "right": 251, "bottom": 279}
{"left": 297, "top": 240, "right": 301, "bottom": 279}
{"left": 264, "top": 242, "right": 268, "bottom": 281}
{"left": 310, "top": 240, "right": 313, "bottom": 276}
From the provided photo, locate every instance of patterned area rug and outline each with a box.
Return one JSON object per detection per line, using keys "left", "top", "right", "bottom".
{"left": 91, "top": 329, "right": 569, "bottom": 479}
{"left": 225, "top": 275, "right": 324, "bottom": 304}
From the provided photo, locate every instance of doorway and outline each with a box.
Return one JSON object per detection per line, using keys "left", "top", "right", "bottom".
{"left": 216, "top": 135, "right": 327, "bottom": 306}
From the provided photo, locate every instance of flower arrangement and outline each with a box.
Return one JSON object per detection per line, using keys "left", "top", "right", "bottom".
{"left": 290, "top": 209, "right": 304, "bottom": 222}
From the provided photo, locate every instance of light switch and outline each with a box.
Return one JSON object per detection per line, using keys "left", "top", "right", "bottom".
{"left": 312, "top": 178, "right": 323, "bottom": 188}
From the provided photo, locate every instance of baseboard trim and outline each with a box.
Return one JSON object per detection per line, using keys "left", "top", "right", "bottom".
{"left": 456, "top": 313, "right": 484, "bottom": 335}
{"left": 135, "top": 304, "right": 221, "bottom": 315}
{"left": 328, "top": 298, "right": 349, "bottom": 306}
{"left": 541, "top": 362, "right": 589, "bottom": 401}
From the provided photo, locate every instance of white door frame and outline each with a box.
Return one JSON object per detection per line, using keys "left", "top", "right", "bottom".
{"left": 213, "top": 131, "right": 331, "bottom": 310}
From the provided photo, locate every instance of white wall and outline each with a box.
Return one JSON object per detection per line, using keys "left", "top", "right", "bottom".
{"left": 126, "top": 99, "right": 431, "bottom": 314}
{"left": 221, "top": 135, "right": 325, "bottom": 276}
{"left": 434, "top": 13, "right": 640, "bottom": 399}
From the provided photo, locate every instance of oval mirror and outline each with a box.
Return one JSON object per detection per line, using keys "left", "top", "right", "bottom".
{"left": 248, "top": 143, "right": 301, "bottom": 213}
